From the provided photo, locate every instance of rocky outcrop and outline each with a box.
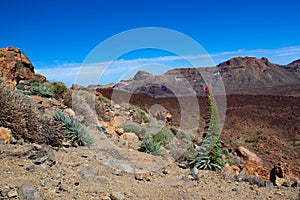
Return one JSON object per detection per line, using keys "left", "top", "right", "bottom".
{"left": 0, "top": 47, "right": 46, "bottom": 87}
{"left": 270, "top": 162, "right": 291, "bottom": 186}
{"left": 0, "top": 127, "right": 12, "bottom": 144}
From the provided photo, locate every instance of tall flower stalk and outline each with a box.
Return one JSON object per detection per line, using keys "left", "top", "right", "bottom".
{"left": 188, "top": 85, "right": 223, "bottom": 170}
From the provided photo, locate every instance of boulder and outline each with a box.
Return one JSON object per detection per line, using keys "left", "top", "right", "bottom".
{"left": 270, "top": 162, "right": 291, "bottom": 186}
{"left": 240, "top": 161, "right": 270, "bottom": 180}
{"left": 0, "top": 127, "right": 12, "bottom": 144}
{"left": 236, "top": 146, "right": 263, "bottom": 165}
{"left": 120, "top": 132, "right": 141, "bottom": 149}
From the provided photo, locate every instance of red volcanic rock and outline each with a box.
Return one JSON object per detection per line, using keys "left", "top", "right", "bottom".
{"left": 240, "top": 161, "right": 270, "bottom": 180}
{"left": 270, "top": 161, "right": 292, "bottom": 186}
{"left": 236, "top": 146, "right": 263, "bottom": 165}
{"left": 0, "top": 47, "right": 46, "bottom": 87}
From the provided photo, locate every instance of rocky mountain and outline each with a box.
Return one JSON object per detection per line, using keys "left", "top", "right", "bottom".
{"left": 97, "top": 57, "right": 300, "bottom": 97}
{"left": 0, "top": 47, "right": 46, "bottom": 87}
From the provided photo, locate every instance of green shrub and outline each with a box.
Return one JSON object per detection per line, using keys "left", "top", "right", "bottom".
{"left": 226, "top": 157, "right": 241, "bottom": 166}
{"left": 0, "top": 51, "right": 4, "bottom": 57}
{"left": 16, "top": 82, "right": 25, "bottom": 90}
{"left": 120, "top": 122, "right": 147, "bottom": 138}
{"left": 30, "top": 84, "right": 54, "bottom": 97}
{"left": 139, "top": 138, "right": 164, "bottom": 156}
{"left": 53, "top": 110, "right": 94, "bottom": 146}
{"left": 51, "top": 81, "right": 68, "bottom": 94}
{"left": 29, "top": 78, "right": 41, "bottom": 85}
{"left": 98, "top": 96, "right": 111, "bottom": 104}
{"left": 152, "top": 128, "right": 173, "bottom": 147}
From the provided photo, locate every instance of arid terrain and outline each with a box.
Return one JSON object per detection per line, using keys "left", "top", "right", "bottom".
{"left": 0, "top": 47, "right": 299, "bottom": 199}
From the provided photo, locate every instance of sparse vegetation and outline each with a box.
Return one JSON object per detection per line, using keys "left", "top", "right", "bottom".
{"left": 120, "top": 122, "right": 147, "bottom": 139}
{"left": 151, "top": 127, "right": 173, "bottom": 147}
{"left": 226, "top": 157, "right": 241, "bottom": 166}
{"left": 16, "top": 82, "right": 25, "bottom": 90}
{"left": 51, "top": 81, "right": 68, "bottom": 95}
{"left": 29, "top": 78, "right": 41, "bottom": 85}
{"left": 139, "top": 138, "right": 164, "bottom": 156}
{"left": 29, "top": 83, "right": 54, "bottom": 97}
{"left": 0, "top": 80, "right": 64, "bottom": 146}
{"left": 0, "top": 51, "right": 4, "bottom": 57}
{"left": 98, "top": 96, "right": 111, "bottom": 104}
{"left": 53, "top": 109, "right": 94, "bottom": 146}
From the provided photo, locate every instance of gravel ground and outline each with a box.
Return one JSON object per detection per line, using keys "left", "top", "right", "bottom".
{"left": 0, "top": 143, "right": 299, "bottom": 200}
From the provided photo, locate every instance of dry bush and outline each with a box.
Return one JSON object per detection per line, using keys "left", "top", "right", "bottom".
{"left": 0, "top": 81, "right": 65, "bottom": 146}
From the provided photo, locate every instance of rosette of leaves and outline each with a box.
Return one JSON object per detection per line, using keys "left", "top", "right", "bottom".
{"left": 139, "top": 138, "right": 164, "bottom": 156}
{"left": 188, "top": 86, "right": 223, "bottom": 170}
{"left": 53, "top": 110, "right": 94, "bottom": 146}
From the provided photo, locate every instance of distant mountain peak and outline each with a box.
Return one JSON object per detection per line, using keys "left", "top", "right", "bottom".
{"left": 133, "top": 70, "right": 154, "bottom": 81}
{"left": 217, "top": 56, "right": 273, "bottom": 69}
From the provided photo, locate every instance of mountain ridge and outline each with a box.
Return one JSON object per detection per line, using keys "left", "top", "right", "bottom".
{"left": 96, "top": 56, "right": 300, "bottom": 97}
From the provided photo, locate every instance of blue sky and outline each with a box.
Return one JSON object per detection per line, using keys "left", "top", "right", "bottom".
{"left": 1, "top": 0, "right": 300, "bottom": 86}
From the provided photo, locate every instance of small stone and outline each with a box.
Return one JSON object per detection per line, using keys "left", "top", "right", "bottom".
{"left": 61, "top": 141, "right": 72, "bottom": 147}
{"left": 232, "top": 188, "right": 238, "bottom": 191}
{"left": 1, "top": 188, "right": 10, "bottom": 197}
{"left": 189, "top": 167, "right": 199, "bottom": 175}
{"left": 162, "top": 170, "right": 169, "bottom": 175}
{"left": 185, "top": 174, "right": 199, "bottom": 181}
{"left": 11, "top": 137, "right": 17, "bottom": 144}
{"left": 113, "top": 104, "right": 121, "bottom": 109}
{"left": 58, "top": 184, "right": 68, "bottom": 192}
{"left": 135, "top": 173, "right": 151, "bottom": 181}
{"left": 81, "top": 154, "right": 88, "bottom": 158}
{"left": 275, "top": 176, "right": 286, "bottom": 186}
{"left": 40, "top": 180, "right": 46, "bottom": 187}
{"left": 17, "top": 138, "right": 24, "bottom": 145}
{"left": 291, "top": 180, "right": 299, "bottom": 187}
{"left": 7, "top": 190, "right": 18, "bottom": 198}
{"left": 274, "top": 191, "right": 284, "bottom": 195}
{"left": 178, "top": 162, "right": 188, "bottom": 169}
{"left": 19, "top": 183, "right": 42, "bottom": 200}
{"left": 25, "top": 165, "right": 35, "bottom": 172}
{"left": 100, "top": 196, "right": 111, "bottom": 200}
{"left": 110, "top": 191, "right": 125, "bottom": 200}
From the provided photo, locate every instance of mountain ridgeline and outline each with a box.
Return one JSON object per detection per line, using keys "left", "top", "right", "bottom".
{"left": 96, "top": 57, "right": 300, "bottom": 97}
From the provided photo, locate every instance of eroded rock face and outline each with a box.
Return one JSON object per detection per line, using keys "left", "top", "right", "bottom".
{"left": 0, "top": 47, "right": 46, "bottom": 87}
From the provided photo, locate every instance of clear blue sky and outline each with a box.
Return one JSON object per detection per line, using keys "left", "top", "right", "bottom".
{"left": 1, "top": 0, "right": 300, "bottom": 85}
